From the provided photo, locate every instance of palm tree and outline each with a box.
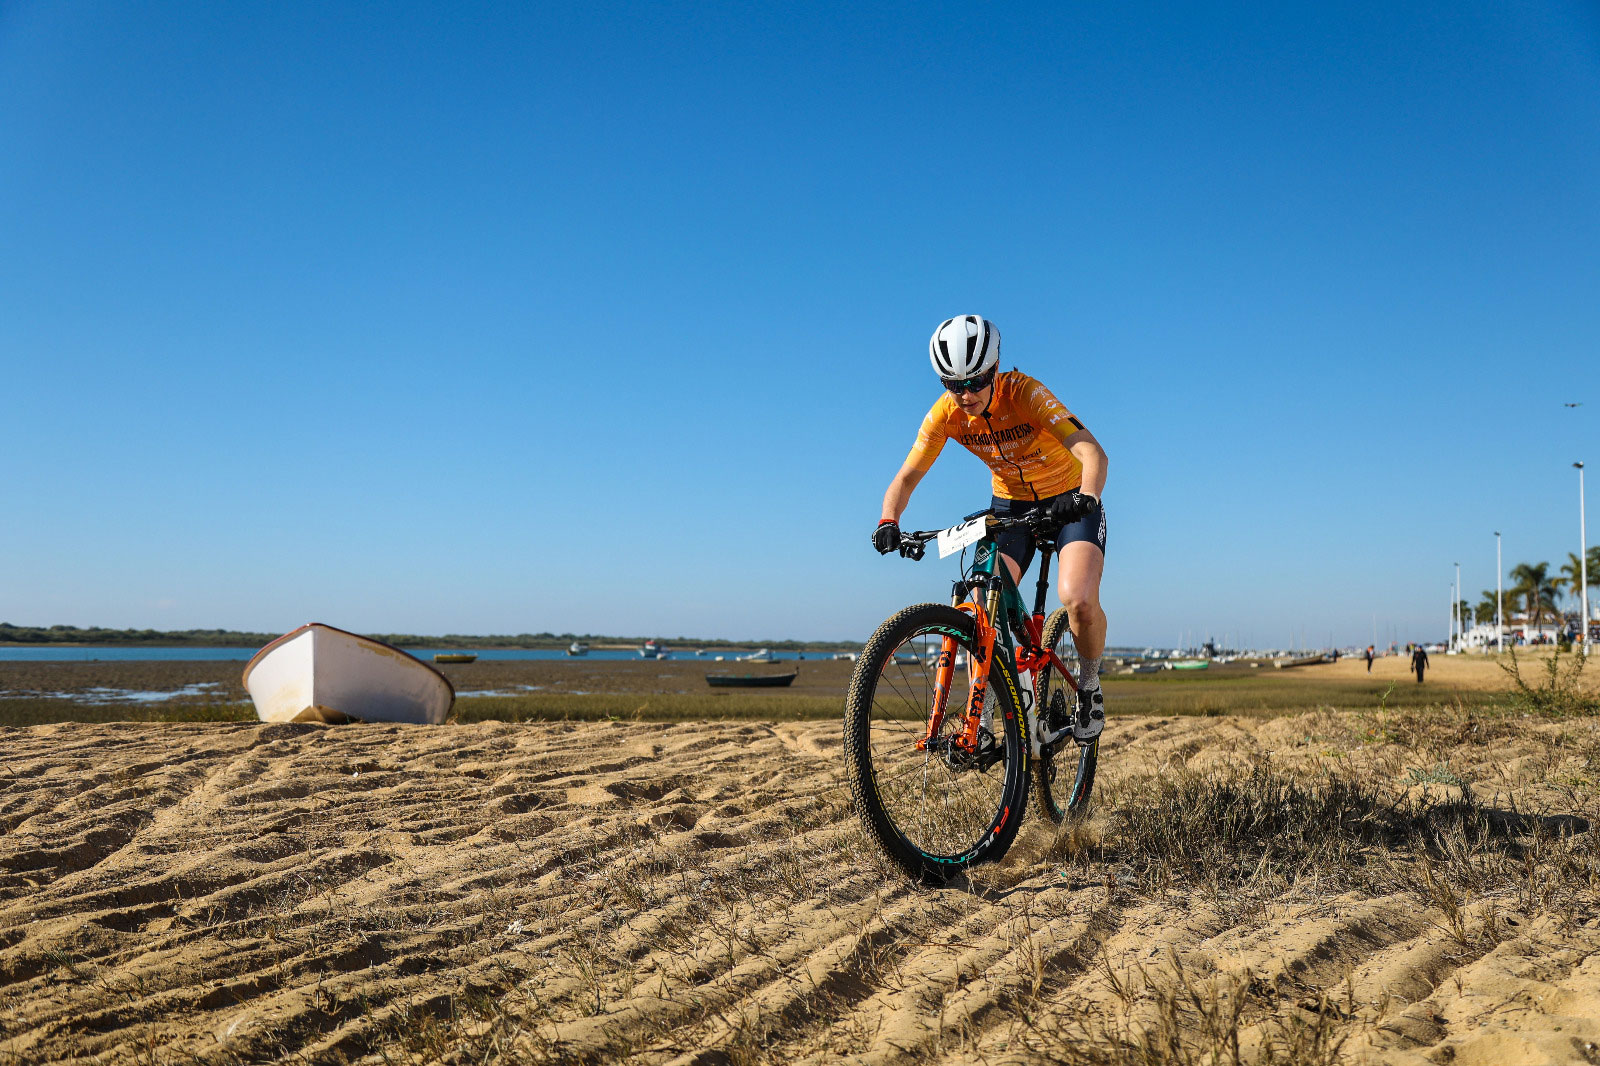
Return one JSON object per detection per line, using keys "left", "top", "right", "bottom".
{"left": 1560, "top": 553, "right": 1584, "bottom": 605}
{"left": 1560, "top": 547, "right": 1600, "bottom": 603}
{"left": 1474, "top": 590, "right": 1500, "bottom": 625}
{"left": 1510, "top": 561, "right": 1560, "bottom": 633}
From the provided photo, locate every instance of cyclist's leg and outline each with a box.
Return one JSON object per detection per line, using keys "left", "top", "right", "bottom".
{"left": 1056, "top": 504, "right": 1108, "bottom": 740}
{"left": 990, "top": 497, "right": 1038, "bottom": 587}
{"left": 1057, "top": 541, "right": 1106, "bottom": 661}
{"left": 1055, "top": 501, "right": 1108, "bottom": 662}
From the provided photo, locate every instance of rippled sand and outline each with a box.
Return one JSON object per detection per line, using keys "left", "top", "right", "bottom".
{"left": 2, "top": 710, "right": 1597, "bottom": 1064}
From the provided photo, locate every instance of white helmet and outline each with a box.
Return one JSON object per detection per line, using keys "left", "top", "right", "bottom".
{"left": 928, "top": 315, "right": 1000, "bottom": 380}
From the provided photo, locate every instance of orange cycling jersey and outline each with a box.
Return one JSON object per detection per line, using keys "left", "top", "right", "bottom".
{"left": 905, "top": 371, "right": 1087, "bottom": 500}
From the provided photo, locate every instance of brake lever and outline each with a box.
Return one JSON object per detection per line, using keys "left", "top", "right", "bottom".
{"left": 899, "top": 539, "right": 926, "bottom": 561}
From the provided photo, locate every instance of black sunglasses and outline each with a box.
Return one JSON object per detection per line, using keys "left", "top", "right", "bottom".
{"left": 941, "top": 369, "right": 995, "bottom": 394}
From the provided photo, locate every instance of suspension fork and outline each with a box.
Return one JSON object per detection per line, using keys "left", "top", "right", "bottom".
{"left": 954, "top": 594, "right": 1000, "bottom": 751}
{"left": 915, "top": 595, "right": 999, "bottom": 752}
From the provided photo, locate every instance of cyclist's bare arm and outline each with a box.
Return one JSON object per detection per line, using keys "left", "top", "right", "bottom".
{"left": 1061, "top": 429, "right": 1108, "bottom": 498}
{"left": 880, "top": 461, "right": 927, "bottom": 523}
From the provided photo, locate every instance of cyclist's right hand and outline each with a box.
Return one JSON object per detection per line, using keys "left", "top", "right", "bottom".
{"left": 872, "top": 519, "right": 902, "bottom": 555}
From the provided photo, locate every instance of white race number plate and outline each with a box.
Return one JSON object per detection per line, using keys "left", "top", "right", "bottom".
{"left": 936, "top": 516, "right": 987, "bottom": 558}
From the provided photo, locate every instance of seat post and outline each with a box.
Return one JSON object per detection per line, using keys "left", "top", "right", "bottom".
{"left": 1033, "top": 537, "right": 1056, "bottom": 616}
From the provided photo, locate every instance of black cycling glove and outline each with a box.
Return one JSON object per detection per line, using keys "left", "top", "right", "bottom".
{"left": 1049, "top": 490, "right": 1099, "bottom": 526}
{"left": 872, "top": 520, "right": 901, "bottom": 555}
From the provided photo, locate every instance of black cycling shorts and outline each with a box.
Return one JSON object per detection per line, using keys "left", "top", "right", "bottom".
{"left": 990, "top": 492, "right": 1107, "bottom": 576}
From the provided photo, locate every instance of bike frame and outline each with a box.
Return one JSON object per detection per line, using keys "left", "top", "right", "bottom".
{"left": 916, "top": 524, "right": 1079, "bottom": 754}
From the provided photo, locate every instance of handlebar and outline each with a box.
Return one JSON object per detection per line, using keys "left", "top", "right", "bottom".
{"left": 894, "top": 511, "right": 1057, "bottom": 561}
{"left": 900, "top": 511, "right": 1037, "bottom": 545}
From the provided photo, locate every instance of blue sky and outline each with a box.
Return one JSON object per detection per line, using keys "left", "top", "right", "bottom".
{"left": 2, "top": 1, "right": 1597, "bottom": 647}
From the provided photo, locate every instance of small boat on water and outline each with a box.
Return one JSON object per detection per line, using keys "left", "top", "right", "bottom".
{"left": 705, "top": 672, "right": 798, "bottom": 688}
{"left": 567, "top": 641, "right": 589, "bottom": 657}
{"left": 433, "top": 653, "right": 477, "bottom": 664}
{"left": 639, "top": 640, "right": 663, "bottom": 659}
{"left": 736, "top": 648, "right": 775, "bottom": 663}
{"left": 244, "top": 623, "right": 455, "bottom": 725}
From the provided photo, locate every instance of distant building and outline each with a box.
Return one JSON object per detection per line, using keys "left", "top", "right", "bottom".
{"left": 1459, "top": 614, "right": 1562, "bottom": 650}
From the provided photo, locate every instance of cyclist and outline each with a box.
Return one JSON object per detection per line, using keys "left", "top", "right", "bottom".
{"left": 872, "top": 315, "right": 1109, "bottom": 742}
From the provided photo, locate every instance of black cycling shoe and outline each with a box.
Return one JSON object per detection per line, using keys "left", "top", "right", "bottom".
{"left": 1073, "top": 686, "right": 1105, "bottom": 742}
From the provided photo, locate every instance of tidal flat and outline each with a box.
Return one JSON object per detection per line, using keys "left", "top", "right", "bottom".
{"left": 0, "top": 653, "right": 1546, "bottom": 726}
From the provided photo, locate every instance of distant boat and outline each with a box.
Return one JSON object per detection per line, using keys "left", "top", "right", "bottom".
{"left": 737, "top": 648, "right": 775, "bottom": 662}
{"left": 433, "top": 653, "right": 477, "bottom": 664}
{"left": 892, "top": 652, "right": 921, "bottom": 666}
{"left": 1274, "top": 654, "right": 1327, "bottom": 669}
{"left": 1170, "top": 659, "right": 1210, "bottom": 671}
{"left": 639, "top": 640, "right": 663, "bottom": 659}
{"left": 706, "top": 672, "right": 798, "bottom": 688}
{"left": 832, "top": 652, "right": 857, "bottom": 662}
{"left": 243, "top": 623, "right": 454, "bottom": 725}
{"left": 567, "top": 641, "right": 589, "bottom": 657}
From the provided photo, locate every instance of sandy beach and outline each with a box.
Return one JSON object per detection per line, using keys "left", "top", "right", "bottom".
{"left": 3, "top": 691, "right": 1597, "bottom": 1064}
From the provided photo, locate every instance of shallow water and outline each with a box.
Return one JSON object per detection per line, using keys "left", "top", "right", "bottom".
{"left": 0, "top": 646, "right": 838, "bottom": 663}
{"left": 1, "top": 682, "right": 239, "bottom": 704}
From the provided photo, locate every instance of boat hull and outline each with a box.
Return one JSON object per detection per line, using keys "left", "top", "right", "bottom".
{"left": 244, "top": 624, "right": 455, "bottom": 725}
{"left": 705, "top": 672, "right": 798, "bottom": 688}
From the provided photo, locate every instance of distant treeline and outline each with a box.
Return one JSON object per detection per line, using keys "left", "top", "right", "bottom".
{"left": 0, "top": 623, "right": 858, "bottom": 652}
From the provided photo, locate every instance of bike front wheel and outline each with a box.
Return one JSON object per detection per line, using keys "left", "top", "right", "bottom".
{"left": 1033, "top": 607, "right": 1098, "bottom": 823}
{"left": 843, "top": 603, "right": 1029, "bottom": 883}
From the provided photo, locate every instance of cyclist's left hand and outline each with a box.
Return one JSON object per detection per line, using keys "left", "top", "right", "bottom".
{"left": 1048, "top": 490, "right": 1099, "bottom": 526}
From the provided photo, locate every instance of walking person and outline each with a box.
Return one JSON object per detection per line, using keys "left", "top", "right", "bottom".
{"left": 1411, "top": 644, "right": 1429, "bottom": 683}
{"left": 1365, "top": 645, "right": 1374, "bottom": 673}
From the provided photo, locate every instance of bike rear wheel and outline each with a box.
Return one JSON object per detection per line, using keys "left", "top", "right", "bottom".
{"left": 843, "top": 603, "right": 1029, "bottom": 883}
{"left": 1032, "top": 607, "right": 1098, "bottom": 823}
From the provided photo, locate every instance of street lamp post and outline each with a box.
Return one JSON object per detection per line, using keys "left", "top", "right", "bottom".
{"left": 1495, "top": 531, "right": 1503, "bottom": 654}
{"left": 1579, "top": 462, "right": 1589, "bottom": 657}
{"left": 1454, "top": 561, "right": 1462, "bottom": 652}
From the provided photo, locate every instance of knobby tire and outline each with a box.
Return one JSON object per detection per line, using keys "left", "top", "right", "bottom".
{"left": 843, "top": 603, "right": 1029, "bottom": 884}
{"left": 1032, "top": 607, "right": 1099, "bottom": 823}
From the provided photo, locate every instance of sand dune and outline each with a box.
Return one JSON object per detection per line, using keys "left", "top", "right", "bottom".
{"left": 2, "top": 709, "right": 1597, "bottom": 1064}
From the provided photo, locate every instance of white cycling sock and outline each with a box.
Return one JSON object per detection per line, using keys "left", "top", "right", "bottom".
{"left": 1078, "top": 656, "right": 1101, "bottom": 691}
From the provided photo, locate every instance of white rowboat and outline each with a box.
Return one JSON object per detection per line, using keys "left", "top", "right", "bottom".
{"left": 243, "top": 623, "right": 455, "bottom": 725}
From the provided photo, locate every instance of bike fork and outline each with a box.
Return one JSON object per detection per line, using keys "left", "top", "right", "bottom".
{"left": 916, "top": 634, "right": 960, "bottom": 751}
{"left": 916, "top": 609, "right": 998, "bottom": 756}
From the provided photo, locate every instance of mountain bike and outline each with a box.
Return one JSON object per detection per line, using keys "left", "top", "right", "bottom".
{"left": 844, "top": 511, "right": 1099, "bottom": 883}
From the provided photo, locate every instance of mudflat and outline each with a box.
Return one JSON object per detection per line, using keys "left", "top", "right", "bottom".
{"left": 2, "top": 704, "right": 1597, "bottom": 1064}
{"left": 0, "top": 651, "right": 1553, "bottom": 727}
